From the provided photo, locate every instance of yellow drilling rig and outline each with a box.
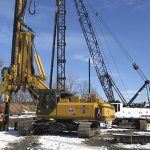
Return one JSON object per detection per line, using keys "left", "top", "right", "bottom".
{"left": 0, "top": 0, "right": 115, "bottom": 138}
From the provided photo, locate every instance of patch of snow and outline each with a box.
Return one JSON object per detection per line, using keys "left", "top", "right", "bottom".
{"left": 134, "top": 131, "right": 150, "bottom": 136}
{"left": 116, "top": 143, "right": 150, "bottom": 149}
{"left": 10, "top": 114, "right": 35, "bottom": 119}
{"left": 0, "top": 129, "right": 22, "bottom": 150}
{"left": 39, "top": 135, "right": 107, "bottom": 150}
{"left": 103, "top": 137, "right": 114, "bottom": 140}
{"left": 22, "top": 110, "right": 35, "bottom": 115}
{"left": 100, "top": 128, "right": 129, "bottom": 135}
{"left": 10, "top": 111, "right": 36, "bottom": 119}
{"left": 113, "top": 133, "right": 126, "bottom": 136}
{"left": 106, "top": 128, "right": 129, "bottom": 131}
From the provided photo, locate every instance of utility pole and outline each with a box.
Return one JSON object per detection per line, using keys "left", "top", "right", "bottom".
{"left": 89, "top": 58, "right": 91, "bottom": 95}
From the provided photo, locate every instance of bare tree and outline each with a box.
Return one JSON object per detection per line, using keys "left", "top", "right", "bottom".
{"left": 0, "top": 61, "right": 3, "bottom": 69}
{"left": 0, "top": 61, "right": 3, "bottom": 79}
{"left": 11, "top": 88, "right": 33, "bottom": 103}
{"left": 66, "top": 74, "right": 78, "bottom": 94}
{"left": 78, "top": 81, "right": 89, "bottom": 99}
{"left": 51, "top": 74, "right": 79, "bottom": 95}
{"left": 52, "top": 73, "right": 100, "bottom": 99}
{"left": 0, "top": 61, "right": 3, "bottom": 102}
{"left": 78, "top": 80, "right": 99, "bottom": 99}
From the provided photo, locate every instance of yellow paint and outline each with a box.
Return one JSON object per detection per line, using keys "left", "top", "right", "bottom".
{"left": 37, "top": 95, "right": 115, "bottom": 121}
{"left": 0, "top": 0, "right": 115, "bottom": 128}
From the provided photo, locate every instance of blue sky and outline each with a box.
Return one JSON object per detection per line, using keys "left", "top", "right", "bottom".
{"left": 0, "top": 0, "right": 150, "bottom": 102}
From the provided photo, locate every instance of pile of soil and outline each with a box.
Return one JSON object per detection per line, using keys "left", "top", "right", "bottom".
{"left": 1, "top": 103, "right": 36, "bottom": 114}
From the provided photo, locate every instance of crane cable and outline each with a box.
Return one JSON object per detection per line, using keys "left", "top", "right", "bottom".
{"left": 85, "top": 0, "right": 130, "bottom": 99}
{"left": 28, "top": 0, "right": 36, "bottom": 15}
{"left": 86, "top": 0, "right": 150, "bottom": 101}
{"left": 86, "top": 0, "right": 149, "bottom": 82}
{"left": 17, "top": 0, "right": 36, "bottom": 32}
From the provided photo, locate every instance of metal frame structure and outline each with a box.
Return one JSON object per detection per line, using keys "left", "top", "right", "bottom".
{"left": 74, "top": 0, "right": 127, "bottom": 104}
{"left": 57, "top": 0, "right": 66, "bottom": 93}
{"left": 74, "top": 0, "right": 114, "bottom": 101}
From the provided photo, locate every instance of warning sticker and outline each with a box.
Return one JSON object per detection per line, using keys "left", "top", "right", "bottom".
{"left": 82, "top": 109, "right": 86, "bottom": 113}
{"left": 69, "top": 108, "right": 73, "bottom": 112}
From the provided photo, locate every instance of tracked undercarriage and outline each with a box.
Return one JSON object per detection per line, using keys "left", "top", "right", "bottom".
{"left": 16, "top": 91, "right": 114, "bottom": 138}
{"left": 17, "top": 119, "right": 100, "bottom": 138}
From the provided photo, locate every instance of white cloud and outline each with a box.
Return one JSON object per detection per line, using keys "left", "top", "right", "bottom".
{"left": 34, "top": 32, "right": 86, "bottom": 52}
{"left": 77, "top": 76, "right": 98, "bottom": 81}
{"left": 125, "top": 0, "right": 136, "bottom": 6}
{"left": 134, "top": 2, "right": 150, "bottom": 11}
{"left": 74, "top": 55, "right": 89, "bottom": 62}
{"left": 67, "top": 33, "right": 86, "bottom": 49}
{"left": 98, "top": 0, "right": 150, "bottom": 11}
{"left": 121, "top": 89, "right": 147, "bottom": 102}
{"left": 34, "top": 32, "right": 53, "bottom": 51}
{"left": 74, "top": 54, "right": 94, "bottom": 64}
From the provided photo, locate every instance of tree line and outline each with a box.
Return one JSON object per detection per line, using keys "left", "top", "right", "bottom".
{"left": 0, "top": 61, "right": 100, "bottom": 103}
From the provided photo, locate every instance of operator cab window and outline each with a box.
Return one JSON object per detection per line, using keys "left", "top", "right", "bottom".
{"left": 118, "top": 104, "right": 120, "bottom": 112}
{"left": 113, "top": 104, "right": 117, "bottom": 112}
{"left": 113, "top": 103, "right": 120, "bottom": 112}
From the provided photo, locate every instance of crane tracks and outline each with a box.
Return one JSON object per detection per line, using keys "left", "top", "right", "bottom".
{"left": 17, "top": 119, "right": 100, "bottom": 138}
{"left": 78, "top": 122, "right": 100, "bottom": 138}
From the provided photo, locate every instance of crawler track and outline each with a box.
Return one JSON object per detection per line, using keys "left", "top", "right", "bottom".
{"left": 78, "top": 122, "right": 100, "bottom": 138}
{"left": 17, "top": 119, "right": 100, "bottom": 138}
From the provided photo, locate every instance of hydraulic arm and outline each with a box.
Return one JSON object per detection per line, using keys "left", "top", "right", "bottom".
{"left": 0, "top": 0, "right": 49, "bottom": 130}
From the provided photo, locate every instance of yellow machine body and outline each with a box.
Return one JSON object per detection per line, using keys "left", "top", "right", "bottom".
{"left": 37, "top": 95, "right": 115, "bottom": 121}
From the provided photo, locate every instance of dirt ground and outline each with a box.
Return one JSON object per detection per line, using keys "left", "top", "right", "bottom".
{"left": 1, "top": 103, "right": 36, "bottom": 114}
{"left": 4, "top": 136, "right": 40, "bottom": 150}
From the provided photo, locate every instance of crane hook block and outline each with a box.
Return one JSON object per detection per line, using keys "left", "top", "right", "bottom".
{"left": 132, "top": 63, "right": 139, "bottom": 70}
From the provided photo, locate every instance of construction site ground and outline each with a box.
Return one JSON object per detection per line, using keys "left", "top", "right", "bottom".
{"left": 0, "top": 127, "right": 150, "bottom": 150}
{"left": 0, "top": 103, "right": 150, "bottom": 149}
{"left": 2, "top": 103, "right": 36, "bottom": 114}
